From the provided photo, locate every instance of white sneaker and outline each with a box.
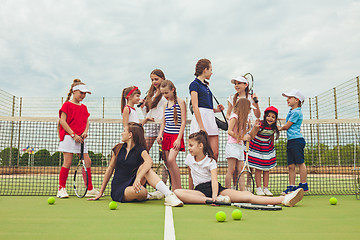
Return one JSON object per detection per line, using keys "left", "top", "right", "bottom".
{"left": 148, "top": 190, "right": 165, "bottom": 200}
{"left": 282, "top": 188, "right": 304, "bottom": 207}
{"left": 256, "top": 188, "right": 265, "bottom": 196}
{"left": 164, "top": 193, "right": 183, "bottom": 207}
{"left": 216, "top": 195, "right": 231, "bottom": 203}
{"left": 57, "top": 188, "right": 69, "bottom": 198}
{"left": 263, "top": 188, "right": 273, "bottom": 196}
{"left": 85, "top": 188, "right": 103, "bottom": 197}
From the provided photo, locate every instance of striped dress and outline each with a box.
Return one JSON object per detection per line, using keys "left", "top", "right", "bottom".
{"left": 164, "top": 103, "right": 181, "bottom": 134}
{"left": 248, "top": 123, "right": 277, "bottom": 170}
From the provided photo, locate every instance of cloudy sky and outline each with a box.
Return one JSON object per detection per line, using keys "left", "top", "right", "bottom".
{"left": 1, "top": 0, "right": 359, "bottom": 101}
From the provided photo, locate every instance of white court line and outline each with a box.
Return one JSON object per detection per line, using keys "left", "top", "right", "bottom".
{"left": 164, "top": 206, "right": 176, "bottom": 240}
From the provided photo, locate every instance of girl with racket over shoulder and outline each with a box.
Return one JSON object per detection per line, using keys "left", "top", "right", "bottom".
{"left": 156, "top": 80, "right": 186, "bottom": 190}
{"left": 248, "top": 106, "right": 280, "bottom": 196}
{"left": 189, "top": 59, "right": 224, "bottom": 160}
{"left": 57, "top": 79, "right": 100, "bottom": 198}
{"left": 174, "top": 131, "right": 304, "bottom": 207}
{"left": 88, "top": 123, "right": 183, "bottom": 207}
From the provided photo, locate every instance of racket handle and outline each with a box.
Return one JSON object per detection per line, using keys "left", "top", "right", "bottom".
{"left": 253, "top": 97, "right": 258, "bottom": 103}
{"left": 137, "top": 101, "right": 144, "bottom": 108}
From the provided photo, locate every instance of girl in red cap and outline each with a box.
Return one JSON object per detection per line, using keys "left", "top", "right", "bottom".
{"left": 248, "top": 106, "right": 280, "bottom": 196}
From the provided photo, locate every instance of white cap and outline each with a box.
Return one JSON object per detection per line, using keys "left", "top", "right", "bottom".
{"left": 282, "top": 89, "right": 305, "bottom": 102}
{"left": 231, "top": 76, "right": 248, "bottom": 84}
{"left": 73, "top": 84, "right": 92, "bottom": 94}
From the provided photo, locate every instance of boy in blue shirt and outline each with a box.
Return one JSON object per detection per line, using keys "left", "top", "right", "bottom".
{"left": 280, "top": 89, "right": 308, "bottom": 195}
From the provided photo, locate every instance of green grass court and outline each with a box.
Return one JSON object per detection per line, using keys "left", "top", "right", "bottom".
{"left": 1, "top": 195, "right": 359, "bottom": 240}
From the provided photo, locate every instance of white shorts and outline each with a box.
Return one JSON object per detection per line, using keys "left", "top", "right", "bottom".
{"left": 190, "top": 108, "right": 219, "bottom": 136}
{"left": 58, "top": 135, "right": 89, "bottom": 154}
{"left": 144, "top": 123, "right": 161, "bottom": 137}
{"left": 225, "top": 143, "right": 244, "bottom": 160}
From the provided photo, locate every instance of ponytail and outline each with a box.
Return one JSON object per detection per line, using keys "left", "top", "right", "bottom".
{"left": 194, "top": 59, "right": 211, "bottom": 77}
{"left": 189, "top": 130, "right": 216, "bottom": 161}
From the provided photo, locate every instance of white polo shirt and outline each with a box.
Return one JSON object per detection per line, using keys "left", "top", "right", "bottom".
{"left": 185, "top": 154, "right": 217, "bottom": 188}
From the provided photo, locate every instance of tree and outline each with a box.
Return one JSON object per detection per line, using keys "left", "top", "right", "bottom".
{"left": 0, "top": 147, "right": 19, "bottom": 166}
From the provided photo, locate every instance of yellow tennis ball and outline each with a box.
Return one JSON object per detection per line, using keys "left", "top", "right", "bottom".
{"left": 109, "top": 201, "right": 118, "bottom": 210}
{"left": 215, "top": 211, "right": 226, "bottom": 222}
{"left": 329, "top": 197, "right": 337, "bottom": 205}
{"left": 232, "top": 209, "right": 242, "bottom": 220}
{"left": 47, "top": 197, "right": 55, "bottom": 205}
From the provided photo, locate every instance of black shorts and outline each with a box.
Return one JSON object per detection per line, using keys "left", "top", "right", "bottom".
{"left": 194, "top": 181, "right": 227, "bottom": 198}
{"left": 287, "top": 138, "right": 306, "bottom": 165}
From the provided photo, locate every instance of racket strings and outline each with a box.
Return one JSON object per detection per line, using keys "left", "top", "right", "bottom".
{"left": 74, "top": 164, "right": 88, "bottom": 197}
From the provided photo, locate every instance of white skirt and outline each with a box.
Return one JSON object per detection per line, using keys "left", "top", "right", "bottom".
{"left": 144, "top": 123, "right": 161, "bottom": 137}
{"left": 58, "top": 135, "right": 89, "bottom": 154}
{"left": 190, "top": 108, "right": 219, "bottom": 136}
{"left": 225, "top": 143, "right": 244, "bottom": 160}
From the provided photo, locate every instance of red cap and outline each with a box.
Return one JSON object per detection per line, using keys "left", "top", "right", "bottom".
{"left": 264, "top": 106, "right": 278, "bottom": 115}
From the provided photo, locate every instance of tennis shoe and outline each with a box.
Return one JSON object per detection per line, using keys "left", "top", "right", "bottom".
{"left": 263, "top": 188, "right": 273, "bottom": 196}
{"left": 57, "top": 187, "right": 69, "bottom": 198}
{"left": 256, "top": 188, "right": 265, "bottom": 196}
{"left": 280, "top": 185, "right": 297, "bottom": 196}
{"left": 282, "top": 188, "right": 304, "bottom": 207}
{"left": 148, "top": 190, "right": 165, "bottom": 200}
{"left": 85, "top": 188, "right": 103, "bottom": 197}
{"left": 298, "top": 182, "right": 309, "bottom": 192}
{"left": 216, "top": 195, "right": 231, "bottom": 203}
{"left": 164, "top": 193, "right": 183, "bottom": 207}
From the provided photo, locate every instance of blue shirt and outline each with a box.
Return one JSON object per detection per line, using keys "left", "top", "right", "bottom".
{"left": 285, "top": 107, "right": 303, "bottom": 140}
{"left": 189, "top": 78, "right": 213, "bottom": 109}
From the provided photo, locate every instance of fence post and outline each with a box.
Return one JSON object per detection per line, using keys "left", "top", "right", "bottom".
{"left": 315, "top": 96, "right": 321, "bottom": 165}
{"left": 268, "top": 97, "right": 271, "bottom": 107}
{"left": 333, "top": 88, "right": 341, "bottom": 166}
{"left": 309, "top": 97, "right": 314, "bottom": 165}
{"left": 9, "top": 96, "right": 16, "bottom": 166}
{"left": 102, "top": 97, "right": 105, "bottom": 166}
{"left": 16, "top": 97, "right": 22, "bottom": 166}
{"left": 357, "top": 76, "right": 360, "bottom": 118}
{"left": 59, "top": 97, "right": 64, "bottom": 166}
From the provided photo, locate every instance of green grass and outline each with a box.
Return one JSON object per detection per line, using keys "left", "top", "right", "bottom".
{"left": 0, "top": 195, "right": 359, "bottom": 240}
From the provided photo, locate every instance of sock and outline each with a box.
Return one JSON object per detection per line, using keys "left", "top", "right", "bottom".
{"left": 59, "top": 167, "right": 69, "bottom": 190}
{"left": 86, "top": 168, "right": 93, "bottom": 190}
{"left": 156, "top": 181, "right": 172, "bottom": 197}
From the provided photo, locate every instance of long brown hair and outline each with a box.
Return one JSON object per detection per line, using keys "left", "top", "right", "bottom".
{"left": 160, "top": 80, "right": 180, "bottom": 125}
{"left": 128, "top": 122, "right": 147, "bottom": 150}
{"left": 144, "top": 69, "right": 165, "bottom": 113}
{"left": 121, "top": 86, "right": 141, "bottom": 113}
{"left": 194, "top": 59, "right": 211, "bottom": 77}
{"left": 233, "top": 98, "right": 251, "bottom": 142}
{"left": 189, "top": 130, "right": 216, "bottom": 161}
{"left": 232, "top": 87, "right": 249, "bottom": 107}
{"left": 66, "top": 79, "right": 85, "bottom": 102}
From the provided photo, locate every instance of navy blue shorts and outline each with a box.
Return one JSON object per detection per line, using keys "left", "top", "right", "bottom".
{"left": 287, "top": 138, "right": 306, "bottom": 165}
{"left": 195, "top": 181, "right": 227, "bottom": 198}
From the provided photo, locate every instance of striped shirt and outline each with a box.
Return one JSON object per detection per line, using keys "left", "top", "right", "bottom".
{"left": 164, "top": 103, "right": 182, "bottom": 134}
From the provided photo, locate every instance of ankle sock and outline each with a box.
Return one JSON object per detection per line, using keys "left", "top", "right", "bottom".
{"left": 156, "top": 181, "right": 172, "bottom": 197}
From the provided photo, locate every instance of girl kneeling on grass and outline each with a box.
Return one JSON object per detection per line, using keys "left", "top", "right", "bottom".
{"left": 88, "top": 122, "right": 183, "bottom": 207}
{"left": 174, "top": 131, "right": 304, "bottom": 207}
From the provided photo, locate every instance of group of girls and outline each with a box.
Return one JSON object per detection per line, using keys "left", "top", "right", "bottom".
{"left": 56, "top": 59, "right": 304, "bottom": 207}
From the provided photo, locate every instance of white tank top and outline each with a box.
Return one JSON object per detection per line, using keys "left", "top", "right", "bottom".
{"left": 124, "top": 105, "right": 139, "bottom": 123}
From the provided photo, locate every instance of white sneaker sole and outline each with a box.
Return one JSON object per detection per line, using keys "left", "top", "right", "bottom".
{"left": 288, "top": 188, "right": 304, "bottom": 207}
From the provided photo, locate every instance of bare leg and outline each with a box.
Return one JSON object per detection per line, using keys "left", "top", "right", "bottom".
{"left": 288, "top": 164, "right": 296, "bottom": 185}
{"left": 263, "top": 171, "right": 270, "bottom": 188}
{"left": 225, "top": 158, "right": 237, "bottom": 188}
{"left": 164, "top": 149, "right": 182, "bottom": 190}
{"left": 208, "top": 135, "right": 219, "bottom": 160}
{"left": 122, "top": 186, "right": 148, "bottom": 202}
{"left": 62, "top": 152, "right": 73, "bottom": 168}
{"left": 220, "top": 189, "right": 285, "bottom": 205}
{"left": 298, "top": 163, "right": 307, "bottom": 183}
{"left": 232, "top": 167, "right": 238, "bottom": 187}
{"left": 255, "top": 169, "right": 262, "bottom": 188}
{"left": 174, "top": 189, "right": 211, "bottom": 204}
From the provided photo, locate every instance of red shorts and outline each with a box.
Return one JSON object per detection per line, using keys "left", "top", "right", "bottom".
{"left": 162, "top": 132, "right": 185, "bottom": 152}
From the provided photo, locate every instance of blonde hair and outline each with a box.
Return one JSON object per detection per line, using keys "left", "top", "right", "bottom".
{"left": 160, "top": 80, "right": 179, "bottom": 125}
{"left": 66, "top": 79, "right": 85, "bottom": 102}
{"left": 233, "top": 98, "right": 251, "bottom": 142}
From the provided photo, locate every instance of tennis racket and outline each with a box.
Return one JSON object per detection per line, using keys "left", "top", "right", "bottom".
{"left": 73, "top": 142, "right": 88, "bottom": 198}
{"left": 156, "top": 144, "right": 171, "bottom": 189}
{"left": 205, "top": 200, "right": 282, "bottom": 211}
{"left": 236, "top": 141, "right": 255, "bottom": 193}
{"left": 243, "top": 73, "right": 258, "bottom": 103}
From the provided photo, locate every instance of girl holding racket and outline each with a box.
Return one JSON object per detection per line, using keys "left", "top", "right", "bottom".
{"left": 248, "top": 106, "right": 280, "bottom": 196}
{"left": 173, "top": 131, "right": 304, "bottom": 207}
{"left": 156, "top": 80, "right": 186, "bottom": 190}
{"left": 189, "top": 59, "right": 224, "bottom": 160}
{"left": 88, "top": 122, "right": 183, "bottom": 207}
{"left": 225, "top": 98, "right": 259, "bottom": 189}
{"left": 57, "top": 79, "right": 100, "bottom": 198}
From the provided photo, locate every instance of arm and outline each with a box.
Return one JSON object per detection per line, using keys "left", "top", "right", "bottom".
{"left": 227, "top": 118, "right": 237, "bottom": 139}
{"left": 122, "top": 107, "right": 130, "bottom": 128}
{"left": 248, "top": 119, "right": 261, "bottom": 139}
{"left": 191, "top": 91, "right": 206, "bottom": 131}
{"left": 188, "top": 167, "right": 194, "bottom": 190}
{"left": 156, "top": 105, "right": 166, "bottom": 144}
{"left": 251, "top": 93, "right": 261, "bottom": 118}
{"left": 173, "top": 98, "right": 187, "bottom": 150}
{"left": 80, "top": 120, "right": 90, "bottom": 139}
{"left": 279, "top": 121, "right": 293, "bottom": 131}
{"left": 210, "top": 168, "right": 219, "bottom": 202}
{"left": 214, "top": 104, "right": 224, "bottom": 113}
{"left": 132, "top": 150, "right": 153, "bottom": 192}
{"left": 226, "top": 102, "right": 232, "bottom": 120}
{"left": 87, "top": 152, "right": 116, "bottom": 200}
{"left": 59, "top": 112, "right": 83, "bottom": 143}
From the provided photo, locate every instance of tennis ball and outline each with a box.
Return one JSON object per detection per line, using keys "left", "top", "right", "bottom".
{"left": 215, "top": 211, "right": 226, "bottom": 222}
{"left": 232, "top": 209, "right": 242, "bottom": 220}
{"left": 109, "top": 201, "right": 118, "bottom": 210}
{"left": 47, "top": 197, "right": 55, "bottom": 205}
{"left": 329, "top": 197, "right": 338, "bottom": 205}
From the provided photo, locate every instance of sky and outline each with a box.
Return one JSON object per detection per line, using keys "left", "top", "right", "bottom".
{"left": 1, "top": 0, "right": 360, "bottom": 101}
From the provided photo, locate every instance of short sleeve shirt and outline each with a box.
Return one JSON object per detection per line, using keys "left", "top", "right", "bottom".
{"left": 189, "top": 78, "right": 213, "bottom": 109}
{"left": 185, "top": 154, "right": 217, "bottom": 187}
{"left": 285, "top": 107, "right": 303, "bottom": 140}
{"left": 59, "top": 102, "right": 90, "bottom": 141}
